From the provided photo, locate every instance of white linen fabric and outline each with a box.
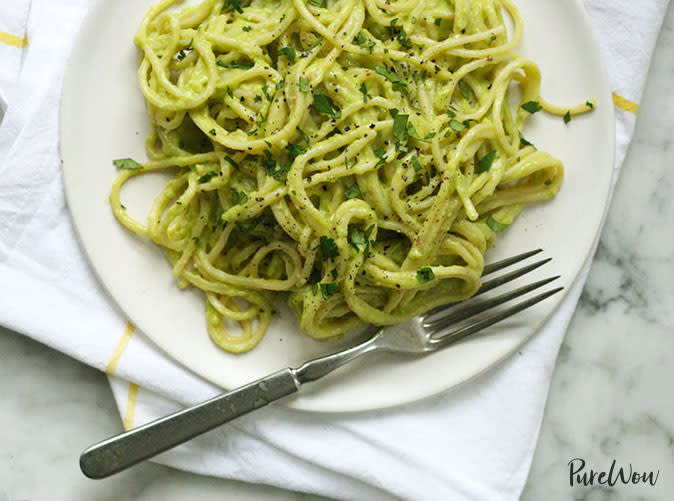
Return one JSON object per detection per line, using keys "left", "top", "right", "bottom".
{"left": 0, "top": 0, "right": 668, "bottom": 499}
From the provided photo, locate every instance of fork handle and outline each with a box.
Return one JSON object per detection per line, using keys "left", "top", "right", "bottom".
{"left": 80, "top": 333, "right": 381, "bottom": 479}
{"left": 80, "top": 369, "right": 300, "bottom": 479}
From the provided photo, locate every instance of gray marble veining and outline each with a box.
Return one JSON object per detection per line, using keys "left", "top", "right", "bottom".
{"left": 1, "top": 3, "right": 673, "bottom": 500}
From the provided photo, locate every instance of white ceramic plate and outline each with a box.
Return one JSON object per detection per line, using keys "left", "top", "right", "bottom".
{"left": 61, "top": 0, "right": 614, "bottom": 412}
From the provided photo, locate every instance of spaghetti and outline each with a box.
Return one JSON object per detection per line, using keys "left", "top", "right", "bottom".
{"left": 111, "top": 0, "right": 593, "bottom": 352}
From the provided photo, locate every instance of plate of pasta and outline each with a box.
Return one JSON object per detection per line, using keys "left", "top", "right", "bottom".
{"left": 61, "top": 0, "right": 614, "bottom": 411}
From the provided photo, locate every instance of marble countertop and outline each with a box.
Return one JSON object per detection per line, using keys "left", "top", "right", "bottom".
{"left": 2, "top": 4, "right": 673, "bottom": 500}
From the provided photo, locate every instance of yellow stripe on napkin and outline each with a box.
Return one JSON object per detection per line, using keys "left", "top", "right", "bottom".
{"left": 613, "top": 92, "right": 639, "bottom": 114}
{"left": 105, "top": 322, "right": 136, "bottom": 374}
{"left": 0, "top": 31, "right": 28, "bottom": 48}
{"left": 123, "top": 383, "right": 140, "bottom": 430}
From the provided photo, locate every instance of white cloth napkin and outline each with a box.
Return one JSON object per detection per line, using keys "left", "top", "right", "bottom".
{"left": 0, "top": 0, "right": 668, "bottom": 499}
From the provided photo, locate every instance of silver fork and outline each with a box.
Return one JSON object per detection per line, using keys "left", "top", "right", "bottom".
{"left": 80, "top": 249, "right": 561, "bottom": 479}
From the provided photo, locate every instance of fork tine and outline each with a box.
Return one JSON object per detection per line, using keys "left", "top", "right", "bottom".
{"left": 475, "top": 257, "right": 552, "bottom": 298}
{"left": 429, "top": 287, "right": 564, "bottom": 350}
{"left": 483, "top": 249, "right": 543, "bottom": 276}
{"left": 424, "top": 276, "right": 561, "bottom": 332}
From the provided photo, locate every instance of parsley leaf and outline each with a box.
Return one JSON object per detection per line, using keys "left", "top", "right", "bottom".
{"left": 586, "top": 100, "right": 594, "bottom": 109}
{"left": 349, "top": 224, "right": 375, "bottom": 256}
{"left": 520, "top": 135, "right": 535, "bottom": 148}
{"left": 459, "top": 81, "right": 473, "bottom": 101}
{"left": 477, "top": 151, "right": 496, "bottom": 173}
{"left": 521, "top": 101, "right": 543, "bottom": 114}
{"left": 222, "top": 0, "right": 244, "bottom": 13}
{"left": 231, "top": 187, "right": 248, "bottom": 205}
{"left": 309, "top": 0, "right": 325, "bottom": 7}
{"left": 262, "top": 153, "right": 291, "bottom": 182}
{"left": 434, "top": 17, "right": 442, "bottom": 26}
{"left": 285, "top": 141, "right": 306, "bottom": 158}
{"left": 344, "top": 183, "right": 361, "bottom": 199}
{"left": 320, "top": 282, "right": 339, "bottom": 299}
{"left": 373, "top": 147, "right": 388, "bottom": 166}
{"left": 416, "top": 267, "right": 435, "bottom": 284}
{"left": 279, "top": 47, "right": 296, "bottom": 62}
{"left": 224, "top": 156, "right": 240, "bottom": 171}
{"left": 392, "top": 113, "right": 409, "bottom": 145}
{"left": 374, "top": 65, "right": 407, "bottom": 92}
{"left": 113, "top": 158, "right": 143, "bottom": 170}
{"left": 353, "top": 32, "right": 375, "bottom": 53}
{"left": 563, "top": 111, "right": 571, "bottom": 124}
{"left": 198, "top": 171, "right": 218, "bottom": 183}
{"left": 320, "top": 236, "right": 339, "bottom": 259}
{"left": 411, "top": 156, "right": 422, "bottom": 172}
{"left": 296, "top": 127, "right": 311, "bottom": 146}
{"left": 312, "top": 90, "right": 341, "bottom": 119}
{"left": 359, "top": 83, "right": 370, "bottom": 103}
{"left": 396, "top": 29, "right": 412, "bottom": 49}
{"left": 216, "top": 60, "right": 253, "bottom": 69}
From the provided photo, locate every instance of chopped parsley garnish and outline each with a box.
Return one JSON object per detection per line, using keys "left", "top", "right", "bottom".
{"left": 374, "top": 65, "right": 407, "bottom": 92}
{"left": 224, "top": 156, "right": 240, "bottom": 171}
{"left": 521, "top": 101, "right": 543, "bottom": 114}
{"left": 392, "top": 113, "right": 410, "bottom": 146}
{"left": 242, "top": 26, "right": 252, "bottom": 32}
{"left": 275, "top": 79, "right": 285, "bottom": 90}
{"left": 520, "top": 135, "right": 535, "bottom": 148}
{"left": 411, "top": 156, "right": 422, "bottom": 172}
{"left": 320, "top": 236, "right": 339, "bottom": 259}
{"left": 586, "top": 100, "right": 594, "bottom": 109}
{"left": 113, "top": 158, "right": 143, "bottom": 170}
{"left": 209, "top": 128, "right": 216, "bottom": 136}
{"left": 312, "top": 90, "right": 341, "bottom": 119}
{"left": 231, "top": 188, "right": 248, "bottom": 205}
{"left": 320, "top": 282, "right": 339, "bottom": 299}
{"left": 459, "top": 81, "right": 473, "bottom": 101}
{"left": 309, "top": 0, "right": 325, "bottom": 7}
{"left": 477, "top": 150, "right": 496, "bottom": 173}
{"left": 373, "top": 148, "right": 388, "bottom": 166}
{"left": 563, "top": 111, "right": 571, "bottom": 124}
{"left": 198, "top": 171, "right": 218, "bottom": 183}
{"left": 486, "top": 215, "right": 507, "bottom": 232}
{"left": 416, "top": 267, "right": 435, "bottom": 284}
{"left": 359, "top": 83, "right": 370, "bottom": 103}
{"left": 544, "top": 179, "right": 553, "bottom": 186}
{"left": 434, "top": 17, "right": 442, "bottom": 26}
{"left": 299, "top": 76, "right": 310, "bottom": 93}
{"left": 296, "top": 127, "right": 311, "bottom": 146}
{"left": 222, "top": 0, "right": 245, "bottom": 13}
{"left": 349, "top": 224, "right": 375, "bottom": 256}
{"left": 216, "top": 60, "right": 253, "bottom": 70}
{"left": 279, "top": 47, "right": 296, "bottom": 62}
{"left": 396, "top": 29, "right": 412, "bottom": 49}
{"left": 262, "top": 151, "right": 291, "bottom": 182}
{"left": 353, "top": 32, "right": 375, "bottom": 53}
{"left": 344, "top": 183, "right": 361, "bottom": 199}
{"left": 285, "top": 141, "right": 306, "bottom": 158}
